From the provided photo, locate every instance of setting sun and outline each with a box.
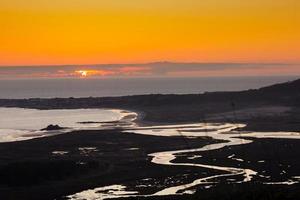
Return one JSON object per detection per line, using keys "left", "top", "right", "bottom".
{"left": 74, "top": 69, "right": 116, "bottom": 77}
{"left": 76, "top": 70, "right": 88, "bottom": 77}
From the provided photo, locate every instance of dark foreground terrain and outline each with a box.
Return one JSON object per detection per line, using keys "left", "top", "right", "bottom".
{"left": 0, "top": 128, "right": 299, "bottom": 200}
{"left": 0, "top": 79, "right": 299, "bottom": 199}
{"left": 0, "top": 129, "right": 299, "bottom": 200}
{"left": 0, "top": 130, "right": 219, "bottom": 200}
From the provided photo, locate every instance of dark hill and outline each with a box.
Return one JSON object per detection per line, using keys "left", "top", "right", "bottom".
{"left": 1, "top": 78, "right": 299, "bottom": 108}
{"left": 0, "top": 78, "right": 299, "bottom": 125}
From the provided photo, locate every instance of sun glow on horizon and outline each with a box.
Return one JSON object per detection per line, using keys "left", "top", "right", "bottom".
{"left": 0, "top": 0, "right": 299, "bottom": 75}
{"left": 0, "top": 62, "right": 299, "bottom": 79}
{"left": 76, "top": 70, "right": 88, "bottom": 77}
{"left": 75, "top": 69, "right": 117, "bottom": 77}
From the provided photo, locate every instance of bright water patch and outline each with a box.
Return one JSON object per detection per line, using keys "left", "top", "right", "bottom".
{"left": 0, "top": 108, "right": 132, "bottom": 142}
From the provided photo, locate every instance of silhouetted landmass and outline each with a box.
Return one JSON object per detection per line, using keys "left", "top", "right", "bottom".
{"left": 0, "top": 79, "right": 299, "bottom": 200}
{"left": 41, "top": 124, "right": 64, "bottom": 131}
{"left": 1, "top": 78, "right": 299, "bottom": 110}
{"left": 0, "top": 78, "right": 299, "bottom": 130}
{"left": 0, "top": 160, "right": 101, "bottom": 187}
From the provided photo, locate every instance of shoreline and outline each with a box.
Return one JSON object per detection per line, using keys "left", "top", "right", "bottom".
{"left": 0, "top": 79, "right": 299, "bottom": 199}
{"left": 0, "top": 78, "right": 299, "bottom": 131}
{"left": 0, "top": 108, "right": 299, "bottom": 199}
{"left": 0, "top": 107, "right": 137, "bottom": 143}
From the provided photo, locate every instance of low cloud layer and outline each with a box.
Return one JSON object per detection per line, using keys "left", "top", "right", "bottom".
{"left": 0, "top": 62, "right": 299, "bottom": 79}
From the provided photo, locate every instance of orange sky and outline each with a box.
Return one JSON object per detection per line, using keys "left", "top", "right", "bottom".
{"left": 0, "top": 0, "right": 299, "bottom": 68}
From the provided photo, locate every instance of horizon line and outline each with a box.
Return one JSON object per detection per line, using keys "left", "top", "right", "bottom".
{"left": 0, "top": 61, "right": 298, "bottom": 68}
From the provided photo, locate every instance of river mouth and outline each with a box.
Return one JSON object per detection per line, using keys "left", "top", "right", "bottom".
{"left": 67, "top": 121, "right": 300, "bottom": 200}
{"left": 1, "top": 108, "right": 299, "bottom": 199}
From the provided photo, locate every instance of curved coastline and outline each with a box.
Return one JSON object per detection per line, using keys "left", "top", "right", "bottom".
{"left": 0, "top": 107, "right": 137, "bottom": 143}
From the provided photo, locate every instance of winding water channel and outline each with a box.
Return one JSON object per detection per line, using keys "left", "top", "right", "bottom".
{"left": 1, "top": 107, "right": 298, "bottom": 199}
{"left": 68, "top": 122, "right": 300, "bottom": 199}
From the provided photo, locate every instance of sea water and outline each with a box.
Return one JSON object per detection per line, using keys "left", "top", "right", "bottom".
{"left": 0, "top": 108, "right": 126, "bottom": 142}
{"left": 0, "top": 76, "right": 297, "bottom": 99}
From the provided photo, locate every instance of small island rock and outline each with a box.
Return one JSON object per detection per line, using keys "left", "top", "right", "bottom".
{"left": 41, "top": 124, "right": 64, "bottom": 131}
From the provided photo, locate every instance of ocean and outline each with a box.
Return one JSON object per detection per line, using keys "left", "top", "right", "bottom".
{"left": 0, "top": 76, "right": 298, "bottom": 99}
{"left": 0, "top": 108, "right": 128, "bottom": 142}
